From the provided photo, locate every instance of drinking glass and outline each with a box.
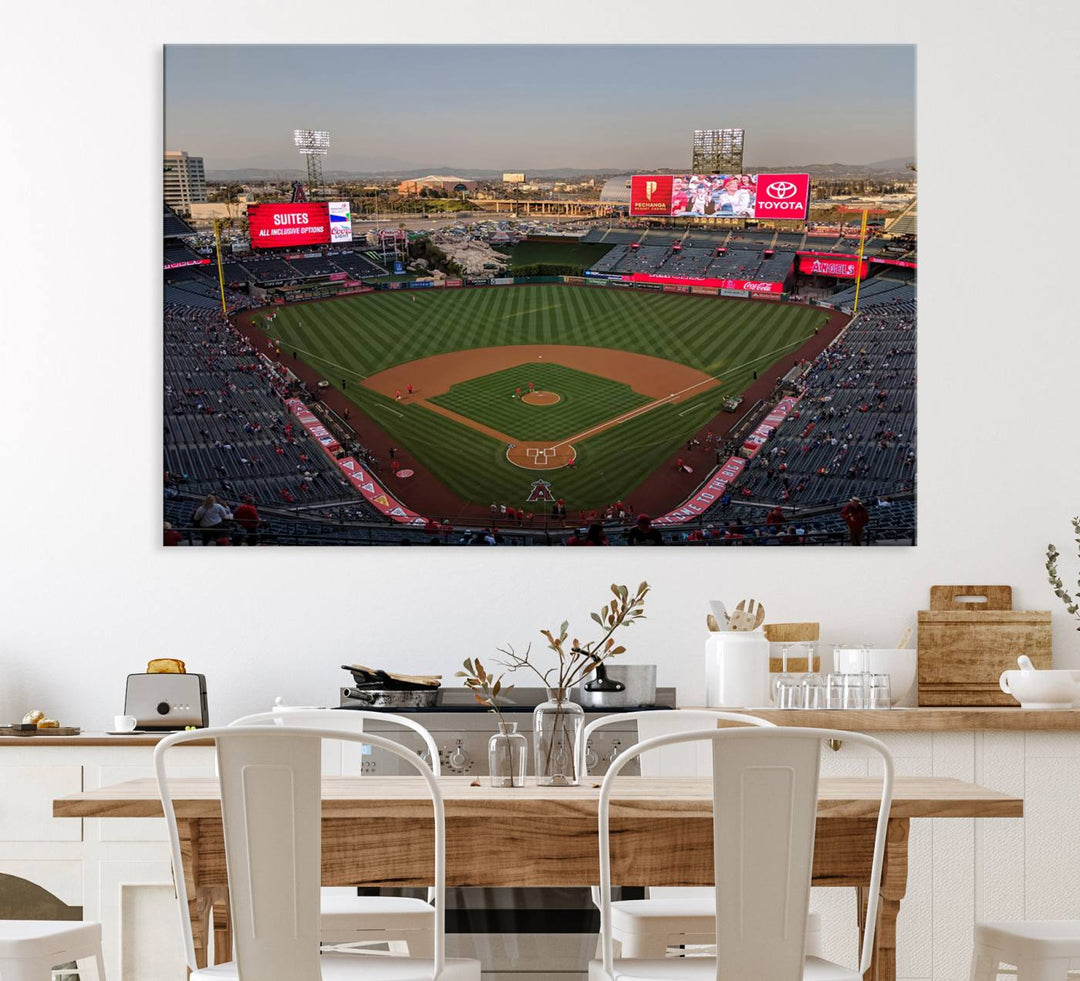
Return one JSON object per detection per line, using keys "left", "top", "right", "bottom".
{"left": 800, "top": 674, "right": 826, "bottom": 709}
{"left": 868, "top": 674, "right": 893, "bottom": 710}
{"left": 773, "top": 644, "right": 798, "bottom": 705}
{"left": 775, "top": 676, "right": 803, "bottom": 709}
{"left": 825, "top": 673, "right": 846, "bottom": 710}
{"left": 841, "top": 673, "right": 866, "bottom": 709}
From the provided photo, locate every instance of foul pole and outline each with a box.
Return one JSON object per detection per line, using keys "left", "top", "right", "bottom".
{"left": 851, "top": 208, "right": 869, "bottom": 316}
{"left": 213, "top": 219, "right": 228, "bottom": 318}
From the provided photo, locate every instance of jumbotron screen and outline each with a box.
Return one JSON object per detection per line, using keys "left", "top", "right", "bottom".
{"left": 247, "top": 201, "right": 353, "bottom": 249}
{"left": 630, "top": 174, "right": 810, "bottom": 220}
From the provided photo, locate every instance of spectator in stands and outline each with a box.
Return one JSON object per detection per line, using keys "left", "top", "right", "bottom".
{"left": 163, "top": 522, "right": 182, "bottom": 547}
{"left": 568, "top": 524, "right": 609, "bottom": 546}
{"left": 233, "top": 496, "right": 261, "bottom": 545}
{"left": 627, "top": 514, "right": 663, "bottom": 546}
{"left": 192, "top": 494, "right": 232, "bottom": 546}
{"left": 841, "top": 496, "right": 870, "bottom": 546}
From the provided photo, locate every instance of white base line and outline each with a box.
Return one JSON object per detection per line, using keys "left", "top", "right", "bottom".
{"left": 548, "top": 335, "right": 812, "bottom": 451}
{"left": 373, "top": 405, "right": 403, "bottom": 418}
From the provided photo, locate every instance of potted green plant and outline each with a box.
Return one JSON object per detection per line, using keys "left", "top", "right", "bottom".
{"left": 495, "top": 582, "right": 650, "bottom": 786}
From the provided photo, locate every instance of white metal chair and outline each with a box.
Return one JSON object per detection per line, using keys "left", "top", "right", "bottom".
{"left": 155, "top": 725, "right": 480, "bottom": 980}
{"left": 579, "top": 711, "right": 822, "bottom": 960}
{"left": 230, "top": 709, "right": 438, "bottom": 956}
{"left": 969, "top": 921, "right": 1080, "bottom": 980}
{"left": 589, "top": 726, "right": 894, "bottom": 981}
{"left": 0, "top": 921, "right": 105, "bottom": 981}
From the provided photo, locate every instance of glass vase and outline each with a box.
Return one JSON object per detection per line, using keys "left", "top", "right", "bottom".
{"left": 533, "top": 687, "right": 584, "bottom": 786}
{"left": 488, "top": 721, "right": 528, "bottom": 788}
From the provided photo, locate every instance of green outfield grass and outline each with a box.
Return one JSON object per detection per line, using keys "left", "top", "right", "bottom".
{"left": 256, "top": 285, "right": 827, "bottom": 510}
{"left": 503, "top": 240, "right": 614, "bottom": 272}
{"left": 429, "top": 362, "right": 651, "bottom": 441}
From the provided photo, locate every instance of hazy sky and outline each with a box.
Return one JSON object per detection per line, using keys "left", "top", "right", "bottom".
{"left": 164, "top": 45, "right": 915, "bottom": 173}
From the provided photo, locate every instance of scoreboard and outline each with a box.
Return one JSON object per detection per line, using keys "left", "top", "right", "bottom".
{"left": 247, "top": 202, "right": 352, "bottom": 249}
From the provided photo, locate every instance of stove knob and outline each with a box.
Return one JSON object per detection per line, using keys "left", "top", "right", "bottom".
{"left": 585, "top": 746, "right": 600, "bottom": 770}
{"left": 156, "top": 702, "right": 171, "bottom": 716}
{"left": 606, "top": 744, "right": 621, "bottom": 764}
{"left": 447, "top": 746, "right": 471, "bottom": 771}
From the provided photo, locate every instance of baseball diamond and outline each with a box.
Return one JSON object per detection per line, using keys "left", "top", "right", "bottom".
{"left": 239, "top": 284, "right": 830, "bottom": 512}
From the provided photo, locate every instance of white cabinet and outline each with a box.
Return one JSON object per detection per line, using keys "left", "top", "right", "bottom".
{"left": 0, "top": 740, "right": 213, "bottom": 981}
{"left": 811, "top": 728, "right": 1080, "bottom": 981}
{"left": 0, "top": 766, "right": 83, "bottom": 841}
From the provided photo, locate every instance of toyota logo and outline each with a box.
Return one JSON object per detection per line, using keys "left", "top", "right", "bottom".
{"left": 766, "top": 181, "right": 799, "bottom": 200}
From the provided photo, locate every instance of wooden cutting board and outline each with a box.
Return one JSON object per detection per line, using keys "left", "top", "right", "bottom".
{"left": 764, "top": 623, "right": 821, "bottom": 672}
{"left": 917, "top": 585, "right": 1052, "bottom": 705}
{"left": 0, "top": 726, "right": 82, "bottom": 737}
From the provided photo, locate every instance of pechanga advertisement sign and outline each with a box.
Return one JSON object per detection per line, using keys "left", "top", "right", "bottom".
{"left": 248, "top": 202, "right": 353, "bottom": 249}
{"left": 630, "top": 173, "right": 810, "bottom": 220}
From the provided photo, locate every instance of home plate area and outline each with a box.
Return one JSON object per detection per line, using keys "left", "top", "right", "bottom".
{"left": 506, "top": 441, "right": 578, "bottom": 470}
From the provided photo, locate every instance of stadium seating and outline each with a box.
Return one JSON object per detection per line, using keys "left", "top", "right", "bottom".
{"left": 688, "top": 296, "right": 916, "bottom": 540}
{"left": 163, "top": 303, "right": 383, "bottom": 524}
{"left": 164, "top": 202, "right": 195, "bottom": 238}
{"left": 330, "top": 251, "right": 389, "bottom": 278}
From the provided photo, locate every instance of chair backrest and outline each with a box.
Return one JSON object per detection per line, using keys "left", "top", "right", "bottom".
{"left": 595, "top": 727, "right": 893, "bottom": 981}
{"left": 155, "top": 725, "right": 446, "bottom": 981}
{"left": 579, "top": 709, "right": 774, "bottom": 779}
{"left": 230, "top": 707, "right": 442, "bottom": 776}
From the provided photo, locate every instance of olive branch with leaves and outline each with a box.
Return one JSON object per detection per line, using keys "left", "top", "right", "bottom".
{"left": 493, "top": 582, "right": 651, "bottom": 690}
{"left": 1046, "top": 516, "right": 1080, "bottom": 629}
{"left": 456, "top": 657, "right": 514, "bottom": 723}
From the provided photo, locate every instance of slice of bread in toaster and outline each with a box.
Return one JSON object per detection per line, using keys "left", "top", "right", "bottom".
{"left": 147, "top": 658, "right": 186, "bottom": 674}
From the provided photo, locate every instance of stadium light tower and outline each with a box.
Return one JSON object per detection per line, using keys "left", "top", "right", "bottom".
{"left": 691, "top": 128, "right": 744, "bottom": 173}
{"left": 294, "top": 129, "right": 330, "bottom": 196}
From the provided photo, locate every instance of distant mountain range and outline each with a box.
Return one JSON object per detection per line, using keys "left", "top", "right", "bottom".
{"left": 206, "top": 158, "right": 915, "bottom": 182}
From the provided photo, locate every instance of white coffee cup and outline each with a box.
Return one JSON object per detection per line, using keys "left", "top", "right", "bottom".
{"left": 113, "top": 715, "right": 138, "bottom": 732}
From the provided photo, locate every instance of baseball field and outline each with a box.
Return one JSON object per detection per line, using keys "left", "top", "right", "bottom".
{"left": 251, "top": 284, "right": 828, "bottom": 512}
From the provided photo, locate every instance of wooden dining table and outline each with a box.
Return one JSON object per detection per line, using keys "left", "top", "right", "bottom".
{"left": 54, "top": 775, "right": 1022, "bottom": 981}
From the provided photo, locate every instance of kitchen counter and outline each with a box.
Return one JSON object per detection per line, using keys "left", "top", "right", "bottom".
{"left": 684, "top": 706, "right": 1080, "bottom": 730}
{"left": 0, "top": 731, "right": 209, "bottom": 747}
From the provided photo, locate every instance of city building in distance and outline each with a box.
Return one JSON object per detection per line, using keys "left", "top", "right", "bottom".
{"left": 163, "top": 150, "right": 206, "bottom": 214}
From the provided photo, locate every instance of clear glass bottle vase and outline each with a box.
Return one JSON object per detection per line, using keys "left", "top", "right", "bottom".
{"left": 488, "top": 721, "right": 528, "bottom": 788}
{"left": 533, "top": 687, "right": 584, "bottom": 786}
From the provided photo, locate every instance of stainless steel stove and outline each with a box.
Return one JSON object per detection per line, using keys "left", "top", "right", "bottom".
{"left": 335, "top": 685, "right": 676, "bottom": 980}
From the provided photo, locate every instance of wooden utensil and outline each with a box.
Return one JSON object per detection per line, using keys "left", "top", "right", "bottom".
{"left": 706, "top": 614, "right": 722, "bottom": 632}
{"left": 895, "top": 626, "right": 913, "bottom": 650}
{"left": 729, "top": 599, "right": 765, "bottom": 631}
{"left": 708, "top": 601, "right": 730, "bottom": 629}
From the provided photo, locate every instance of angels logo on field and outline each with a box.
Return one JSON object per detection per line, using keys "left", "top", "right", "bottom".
{"left": 526, "top": 479, "right": 555, "bottom": 503}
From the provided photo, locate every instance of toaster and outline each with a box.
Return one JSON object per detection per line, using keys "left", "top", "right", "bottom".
{"left": 124, "top": 673, "right": 209, "bottom": 730}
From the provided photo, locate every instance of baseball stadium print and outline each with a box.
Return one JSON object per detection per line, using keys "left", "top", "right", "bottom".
{"left": 163, "top": 44, "right": 916, "bottom": 547}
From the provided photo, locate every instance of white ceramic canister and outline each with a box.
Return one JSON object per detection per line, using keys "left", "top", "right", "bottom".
{"left": 704, "top": 630, "right": 771, "bottom": 707}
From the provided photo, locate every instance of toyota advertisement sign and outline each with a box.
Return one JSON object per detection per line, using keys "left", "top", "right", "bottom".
{"left": 630, "top": 173, "right": 810, "bottom": 220}
{"left": 248, "top": 202, "right": 353, "bottom": 249}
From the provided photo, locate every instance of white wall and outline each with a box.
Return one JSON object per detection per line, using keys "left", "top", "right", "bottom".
{"left": 2, "top": 1, "right": 1079, "bottom": 728}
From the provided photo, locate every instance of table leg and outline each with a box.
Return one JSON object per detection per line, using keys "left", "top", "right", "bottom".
{"left": 178, "top": 819, "right": 231, "bottom": 970}
{"left": 211, "top": 887, "right": 232, "bottom": 964}
{"left": 857, "top": 818, "right": 909, "bottom": 981}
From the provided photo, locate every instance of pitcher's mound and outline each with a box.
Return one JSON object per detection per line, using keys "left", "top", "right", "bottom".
{"left": 507, "top": 441, "right": 577, "bottom": 470}
{"left": 522, "top": 390, "right": 561, "bottom": 406}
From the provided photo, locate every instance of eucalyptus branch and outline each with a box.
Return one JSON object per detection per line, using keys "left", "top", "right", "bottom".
{"left": 1046, "top": 517, "right": 1080, "bottom": 628}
